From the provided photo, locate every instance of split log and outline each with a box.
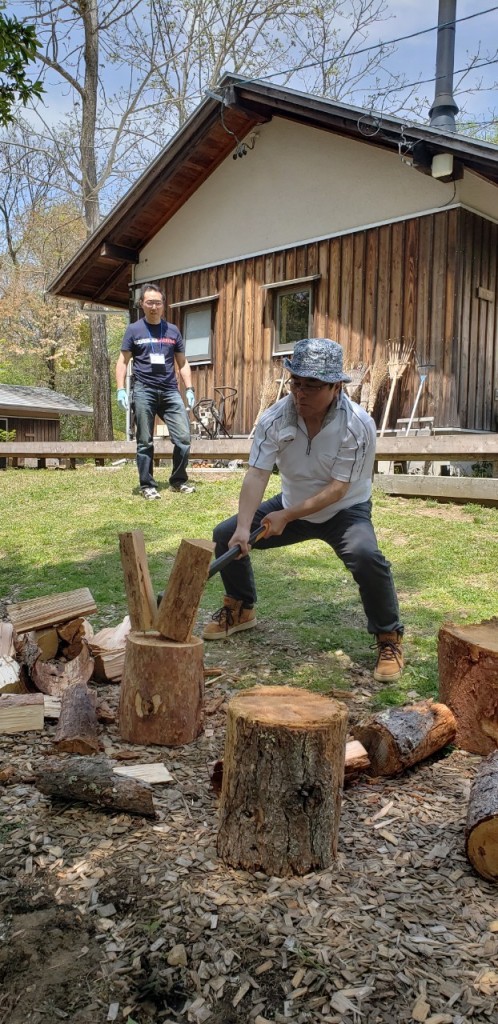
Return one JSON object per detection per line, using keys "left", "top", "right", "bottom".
{"left": 0, "top": 655, "right": 23, "bottom": 694}
{"left": 31, "top": 641, "right": 94, "bottom": 696}
{"left": 154, "top": 539, "right": 214, "bottom": 642}
{"left": 465, "top": 750, "right": 498, "bottom": 880}
{"left": 35, "top": 628, "right": 59, "bottom": 662}
{"left": 0, "top": 622, "right": 15, "bottom": 657}
{"left": 344, "top": 739, "right": 370, "bottom": 778}
{"left": 53, "top": 681, "right": 100, "bottom": 755}
{"left": 352, "top": 700, "right": 456, "bottom": 777}
{"left": 217, "top": 685, "right": 348, "bottom": 877}
{"left": 7, "top": 587, "right": 97, "bottom": 633}
{"left": 89, "top": 616, "right": 131, "bottom": 683}
{"left": 34, "top": 755, "right": 156, "bottom": 818}
{"left": 438, "top": 618, "right": 498, "bottom": 754}
{"left": 92, "top": 649, "right": 125, "bottom": 684}
{"left": 0, "top": 694, "right": 44, "bottom": 733}
{"left": 119, "top": 631, "right": 204, "bottom": 746}
{"left": 119, "top": 531, "right": 157, "bottom": 631}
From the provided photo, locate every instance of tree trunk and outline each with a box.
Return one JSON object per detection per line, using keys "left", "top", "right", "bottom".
{"left": 53, "top": 681, "right": 100, "bottom": 754}
{"left": 34, "top": 755, "right": 156, "bottom": 818}
{"left": 352, "top": 700, "right": 456, "bottom": 777}
{"left": 465, "top": 750, "right": 498, "bottom": 880}
{"left": 217, "top": 685, "right": 348, "bottom": 877}
{"left": 438, "top": 618, "right": 498, "bottom": 754}
{"left": 119, "top": 631, "right": 204, "bottom": 746}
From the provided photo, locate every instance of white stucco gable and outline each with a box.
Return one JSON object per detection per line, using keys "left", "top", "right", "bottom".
{"left": 137, "top": 117, "right": 498, "bottom": 281}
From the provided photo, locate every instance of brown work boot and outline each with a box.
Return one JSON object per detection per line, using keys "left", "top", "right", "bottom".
{"left": 373, "top": 631, "right": 404, "bottom": 682}
{"left": 203, "top": 596, "right": 256, "bottom": 640}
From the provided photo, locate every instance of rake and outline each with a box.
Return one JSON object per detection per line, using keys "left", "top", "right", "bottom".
{"left": 379, "top": 340, "right": 414, "bottom": 436}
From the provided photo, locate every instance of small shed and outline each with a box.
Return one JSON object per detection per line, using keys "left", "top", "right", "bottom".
{"left": 0, "top": 385, "right": 93, "bottom": 442}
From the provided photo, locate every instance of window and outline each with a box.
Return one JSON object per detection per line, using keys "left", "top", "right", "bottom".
{"left": 273, "top": 285, "right": 313, "bottom": 354}
{"left": 183, "top": 303, "right": 213, "bottom": 364}
{"left": 0, "top": 418, "right": 8, "bottom": 439}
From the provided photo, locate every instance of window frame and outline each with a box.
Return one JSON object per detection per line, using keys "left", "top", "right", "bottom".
{"left": 169, "top": 294, "right": 219, "bottom": 366}
{"left": 272, "top": 282, "right": 314, "bottom": 356}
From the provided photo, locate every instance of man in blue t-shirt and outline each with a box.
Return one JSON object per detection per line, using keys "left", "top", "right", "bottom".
{"left": 116, "top": 283, "right": 196, "bottom": 499}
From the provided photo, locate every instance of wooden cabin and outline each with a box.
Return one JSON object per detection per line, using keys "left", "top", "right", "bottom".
{"left": 0, "top": 385, "right": 93, "bottom": 442}
{"left": 49, "top": 76, "right": 498, "bottom": 436}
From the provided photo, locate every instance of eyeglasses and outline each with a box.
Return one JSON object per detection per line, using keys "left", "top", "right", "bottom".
{"left": 143, "top": 299, "right": 163, "bottom": 307}
{"left": 289, "top": 377, "right": 330, "bottom": 392}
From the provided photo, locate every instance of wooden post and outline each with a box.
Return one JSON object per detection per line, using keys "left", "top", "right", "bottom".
{"left": 154, "top": 538, "right": 214, "bottom": 642}
{"left": 438, "top": 618, "right": 498, "bottom": 754}
{"left": 217, "top": 685, "right": 348, "bottom": 877}
{"left": 119, "top": 631, "right": 204, "bottom": 746}
{"left": 465, "top": 750, "right": 498, "bottom": 880}
{"left": 119, "top": 530, "right": 157, "bottom": 631}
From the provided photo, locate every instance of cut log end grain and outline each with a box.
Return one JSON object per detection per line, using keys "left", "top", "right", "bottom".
{"left": 465, "top": 750, "right": 498, "bottom": 881}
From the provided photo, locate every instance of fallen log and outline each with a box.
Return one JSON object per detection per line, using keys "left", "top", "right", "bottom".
{"left": 352, "top": 699, "right": 456, "bottom": 777}
{"left": 53, "top": 681, "right": 100, "bottom": 755}
{"left": 34, "top": 755, "right": 156, "bottom": 818}
{"left": 465, "top": 750, "right": 498, "bottom": 881}
{"left": 438, "top": 618, "right": 498, "bottom": 754}
{"left": 31, "top": 641, "right": 94, "bottom": 696}
{"left": 217, "top": 685, "right": 348, "bottom": 876}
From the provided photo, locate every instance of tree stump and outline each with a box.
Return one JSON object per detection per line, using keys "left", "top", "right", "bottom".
{"left": 217, "top": 685, "right": 348, "bottom": 877}
{"left": 352, "top": 700, "right": 456, "bottom": 777}
{"left": 438, "top": 618, "right": 498, "bottom": 754}
{"left": 119, "top": 631, "right": 204, "bottom": 746}
{"left": 465, "top": 750, "right": 498, "bottom": 880}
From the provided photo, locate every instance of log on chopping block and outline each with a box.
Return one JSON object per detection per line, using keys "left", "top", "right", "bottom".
{"left": 34, "top": 755, "right": 156, "bottom": 818}
{"left": 154, "top": 539, "right": 214, "bottom": 642}
{"left": 465, "top": 750, "right": 498, "bottom": 881}
{"left": 119, "top": 531, "right": 156, "bottom": 631}
{"left": 53, "top": 681, "right": 100, "bottom": 755}
{"left": 352, "top": 699, "right": 456, "bottom": 777}
{"left": 217, "top": 685, "right": 348, "bottom": 877}
{"left": 438, "top": 618, "right": 498, "bottom": 755}
{"left": 119, "top": 631, "right": 204, "bottom": 746}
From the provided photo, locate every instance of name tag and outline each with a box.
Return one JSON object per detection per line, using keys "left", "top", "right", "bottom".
{"left": 150, "top": 353, "right": 165, "bottom": 365}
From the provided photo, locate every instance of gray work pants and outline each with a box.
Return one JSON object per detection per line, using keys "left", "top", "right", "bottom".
{"left": 212, "top": 495, "right": 403, "bottom": 636}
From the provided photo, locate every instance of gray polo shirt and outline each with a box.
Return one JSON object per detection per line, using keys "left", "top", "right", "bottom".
{"left": 249, "top": 392, "right": 376, "bottom": 523}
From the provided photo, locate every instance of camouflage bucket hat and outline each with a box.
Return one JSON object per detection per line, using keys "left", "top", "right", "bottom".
{"left": 283, "top": 338, "right": 352, "bottom": 384}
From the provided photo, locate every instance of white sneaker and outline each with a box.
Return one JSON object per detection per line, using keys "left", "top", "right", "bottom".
{"left": 141, "top": 486, "right": 161, "bottom": 500}
{"left": 170, "top": 483, "right": 196, "bottom": 493}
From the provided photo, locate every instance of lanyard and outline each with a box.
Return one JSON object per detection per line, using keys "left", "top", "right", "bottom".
{"left": 144, "top": 318, "right": 166, "bottom": 354}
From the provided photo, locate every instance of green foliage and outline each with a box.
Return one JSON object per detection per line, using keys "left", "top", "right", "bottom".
{"left": 0, "top": 7, "right": 43, "bottom": 124}
{"left": 0, "top": 427, "right": 15, "bottom": 441}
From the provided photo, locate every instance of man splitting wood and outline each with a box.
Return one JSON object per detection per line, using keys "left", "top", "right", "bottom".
{"left": 203, "top": 338, "right": 404, "bottom": 683}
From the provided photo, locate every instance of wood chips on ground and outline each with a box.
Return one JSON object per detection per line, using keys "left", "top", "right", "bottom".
{"left": 0, "top": 634, "right": 497, "bottom": 1024}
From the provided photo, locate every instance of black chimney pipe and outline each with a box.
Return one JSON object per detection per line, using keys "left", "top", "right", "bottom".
{"left": 429, "top": 0, "right": 459, "bottom": 130}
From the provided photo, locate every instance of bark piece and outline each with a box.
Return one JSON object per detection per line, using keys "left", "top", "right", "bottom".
{"left": 53, "top": 681, "right": 100, "bottom": 754}
{"left": 352, "top": 700, "right": 456, "bottom": 777}
{"left": 119, "top": 631, "right": 204, "bottom": 746}
{"left": 217, "top": 685, "right": 348, "bottom": 877}
{"left": 7, "top": 588, "right": 97, "bottom": 632}
{"left": 119, "top": 531, "right": 156, "bottom": 631}
{"left": 438, "top": 618, "right": 498, "bottom": 754}
{"left": 465, "top": 750, "right": 498, "bottom": 880}
{"left": 31, "top": 642, "right": 94, "bottom": 696}
{"left": 34, "top": 755, "right": 156, "bottom": 818}
{"left": 154, "top": 539, "right": 214, "bottom": 642}
{"left": 0, "top": 694, "right": 44, "bottom": 733}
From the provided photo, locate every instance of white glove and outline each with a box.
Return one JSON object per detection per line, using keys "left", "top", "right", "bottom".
{"left": 117, "top": 388, "right": 129, "bottom": 411}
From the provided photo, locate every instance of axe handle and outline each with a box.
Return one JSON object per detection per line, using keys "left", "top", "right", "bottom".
{"left": 207, "top": 524, "right": 269, "bottom": 579}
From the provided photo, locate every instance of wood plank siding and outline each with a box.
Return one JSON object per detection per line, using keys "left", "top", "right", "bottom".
{"left": 153, "top": 208, "right": 497, "bottom": 435}
{"left": 3, "top": 417, "right": 60, "bottom": 442}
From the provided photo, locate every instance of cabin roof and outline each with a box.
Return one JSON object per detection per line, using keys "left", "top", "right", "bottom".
{"left": 0, "top": 385, "right": 93, "bottom": 416}
{"left": 48, "top": 75, "right": 498, "bottom": 310}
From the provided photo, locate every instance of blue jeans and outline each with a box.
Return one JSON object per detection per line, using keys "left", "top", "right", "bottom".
{"left": 133, "top": 381, "right": 191, "bottom": 489}
{"left": 212, "top": 496, "right": 403, "bottom": 636}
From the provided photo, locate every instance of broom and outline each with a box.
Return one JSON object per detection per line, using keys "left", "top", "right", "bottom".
{"left": 379, "top": 340, "right": 414, "bottom": 436}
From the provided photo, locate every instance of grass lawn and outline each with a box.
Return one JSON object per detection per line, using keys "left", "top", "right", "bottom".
{"left": 0, "top": 462, "right": 496, "bottom": 707}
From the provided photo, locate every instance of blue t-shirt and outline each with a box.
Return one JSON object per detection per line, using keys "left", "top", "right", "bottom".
{"left": 121, "top": 317, "right": 185, "bottom": 389}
